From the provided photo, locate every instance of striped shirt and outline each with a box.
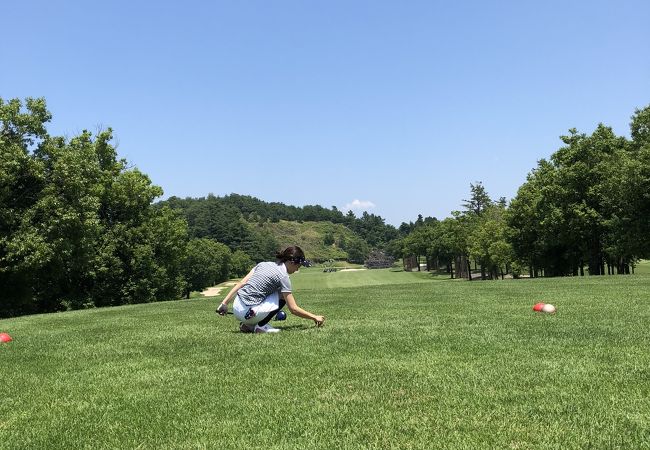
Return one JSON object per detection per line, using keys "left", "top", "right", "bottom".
{"left": 237, "top": 261, "right": 292, "bottom": 306}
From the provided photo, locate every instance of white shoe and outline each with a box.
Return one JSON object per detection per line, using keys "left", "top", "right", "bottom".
{"left": 254, "top": 324, "right": 280, "bottom": 333}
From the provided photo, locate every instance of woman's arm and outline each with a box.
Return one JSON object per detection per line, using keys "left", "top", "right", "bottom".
{"left": 283, "top": 292, "right": 325, "bottom": 327}
{"left": 216, "top": 268, "right": 255, "bottom": 315}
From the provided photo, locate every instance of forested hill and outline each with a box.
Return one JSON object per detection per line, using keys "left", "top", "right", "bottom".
{"left": 163, "top": 193, "right": 348, "bottom": 224}
{"left": 157, "top": 194, "right": 400, "bottom": 262}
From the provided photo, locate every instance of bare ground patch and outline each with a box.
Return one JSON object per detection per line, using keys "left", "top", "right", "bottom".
{"left": 201, "top": 281, "right": 237, "bottom": 297}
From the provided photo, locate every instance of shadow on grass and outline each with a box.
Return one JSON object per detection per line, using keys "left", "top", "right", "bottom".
{"left": 227, "top": 323, "right": 314, "bottom": 334}
{"left": 277, "top": 324, "right": 314, "bottom": 331}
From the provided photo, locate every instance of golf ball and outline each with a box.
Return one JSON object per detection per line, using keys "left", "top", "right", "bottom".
{"left": 541, "top": 304, "right": 556, "bottom": 314}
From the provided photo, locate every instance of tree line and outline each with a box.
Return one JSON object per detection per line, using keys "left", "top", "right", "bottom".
{"left": 158, "top": 194, "right": 399, "bottom": 258}
{"left": 396, "top": 105, "right": 650, "bottom": 279}
{"left": 1, "top": 97, "right": 399, "bottom": 317}
{"left": 2, "top": 96, "right": 648, "bottom": 317}
{"left": 0, "top": 98, "right": 251, "bottom": 317}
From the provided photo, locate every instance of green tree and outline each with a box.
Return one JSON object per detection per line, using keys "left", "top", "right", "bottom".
{"left": 462, "top": 182, "right": 492, "bottom": 216}
{"left": 1, "top": 97, "right": 189, "bottom": 317}
{"left": 183, "top": 238, "right": 231, "bottom": 298}
{"left": 468, "top": 205, "right": 513, "bottom": 279}
{"left": 601, "top": 105, "right": 650, "bottom": 270}
{"left": 508, "top": 121, "right": 633, "bottom": 277}
{"left": 506, "top": 167, "right": 547, "bottom": 277}
{"left": 230, "top": 249, "right": 254, "bottom": 277}
{"left": 462, "top": 182, "right": 494, "bottom": 279}
{"left": 346, "top": 236, "right": 370, "bottom": 264}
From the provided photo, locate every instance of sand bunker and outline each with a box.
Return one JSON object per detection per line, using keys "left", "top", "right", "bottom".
{"left": 201, "top": 282, "right": 236, "bottom": 297}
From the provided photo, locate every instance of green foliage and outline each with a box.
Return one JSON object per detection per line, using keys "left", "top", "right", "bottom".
{"left": 238, "top": 224, "right": 279, "bottom": 262}
{"left": 259, "top": 220, "right": 356, "bottom": 262}
{"left": 507, "top": 112, "right": 650, "bottom": 277}
{"left": 347, "top": 211, "right": 399, "bottom": 248}
{"left": 0, "top": 97, "right": 51, "bottom": 147}
{"left": 160, "top": 194, "right": 399, "bottom": 259}
{"left": 468, "top": 205, "right": 513, "bottom": 279}
{"left": 345, "top": 235, "right": 370, "bottom": 264}
{"left": 462, "top": 181, "right": 492, "bottom": 216}
{"left": 229, "top": 249, "right": 254, "bottom": 277}
{"left": 183, "top": 238, "right": 231, "bottom": 298}
{"left": 630, "top": 105, "right": 650, "bottom": 150}
{"left": 323, "top": 231, "right": 335, "bottom": 246}
{"left": 0, "top": 97, "right": 188, "bottom": 317}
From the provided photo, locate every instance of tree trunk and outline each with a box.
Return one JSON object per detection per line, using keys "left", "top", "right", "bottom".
{"left": 455, "top": 255, "right": 470, "bottom": 280}
{"left": 588, "top": 237, "right": 603, "bottom": 275}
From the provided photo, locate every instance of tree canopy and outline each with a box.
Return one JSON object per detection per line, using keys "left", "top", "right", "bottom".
{"left": 396, "top": 105, "right": 650, "bottom": 279}
{"left": 1, "top": 98, "right": 188, "bottom": 316}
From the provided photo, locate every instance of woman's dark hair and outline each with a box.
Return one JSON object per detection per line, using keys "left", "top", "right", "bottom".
{"left": 276, "top": 246, "right": 305, "bottom": 264}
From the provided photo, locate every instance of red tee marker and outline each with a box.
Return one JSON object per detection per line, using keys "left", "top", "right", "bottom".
{"left": 532, "top": 302, "right": 545, "bottom": 312}
{"left": 0, "top": 333, "right": 12, "bottom": 343}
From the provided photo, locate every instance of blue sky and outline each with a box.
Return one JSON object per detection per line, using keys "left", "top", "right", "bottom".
{"left": 3, "top": 0, "right": 649, "bottom": 225}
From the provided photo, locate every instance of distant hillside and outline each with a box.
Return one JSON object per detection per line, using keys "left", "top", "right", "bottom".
{"left": 254, "top": 220, "right": 356, "bottom": 262}
{"left": 160, "top": 194, "right": 399, "bottom": 262}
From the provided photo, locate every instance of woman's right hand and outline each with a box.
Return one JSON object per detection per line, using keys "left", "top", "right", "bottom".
{"left": 313, "top": 315, "right": 325, "bottom": 327}
{"left": 216, "top": 303, "right": 228, "bottom": 316}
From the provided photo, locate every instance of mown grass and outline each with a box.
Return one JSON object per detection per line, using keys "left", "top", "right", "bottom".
{"left": 635, "top": 259, "right": 650, "bottom": 275}
{"left": 1, "top": 272, "right": 649, "bottom": 449}
{"left": 292, "top": 267, "right": 439, "bottom": 290}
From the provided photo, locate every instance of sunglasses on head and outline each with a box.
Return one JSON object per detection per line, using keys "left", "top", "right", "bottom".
{"left": 291, "top": 257, "right": 312, "bottom": 267}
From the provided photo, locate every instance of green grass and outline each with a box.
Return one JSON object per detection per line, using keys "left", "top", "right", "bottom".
{"left": 635, "top": 259, "right": 650, "bottom": 275}
{"left": 292, "top": 267, "right": 440, "bottom": 290}
{"left": 1, "top": 272, "right": 650, "bottom": 449}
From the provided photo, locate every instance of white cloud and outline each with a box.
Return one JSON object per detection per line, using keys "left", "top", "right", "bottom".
{"left": 344, "top": 199, "right": 376, "bottom": 211}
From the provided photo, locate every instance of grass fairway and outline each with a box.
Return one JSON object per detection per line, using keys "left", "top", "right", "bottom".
{"left": 1, "top": 273, "right": 649, "bottom": 449}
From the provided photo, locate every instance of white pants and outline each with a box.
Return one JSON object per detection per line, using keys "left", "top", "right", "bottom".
{"left": 233, "top": 291, "right": 280, "bottom": 326}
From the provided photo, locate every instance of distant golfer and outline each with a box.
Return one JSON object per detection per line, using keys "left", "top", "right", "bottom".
{"left": 216, "top": 246, "right": 325, "bottom": 333}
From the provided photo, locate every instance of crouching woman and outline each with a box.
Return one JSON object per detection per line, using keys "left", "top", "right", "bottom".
{"left": 217, "top": 246, "right": 325, "bottom": 333}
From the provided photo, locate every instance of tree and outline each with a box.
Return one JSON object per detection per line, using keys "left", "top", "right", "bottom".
{"left": 506, "top": 167, "right": 547, "bottom": 277}
{"left": 462, "top": 182, "right": 494, "bottom": 278}
{"left": 444, "top": 213, "right": 472, "bottom": 279}
{"left": 346, "top": 236, "right": 370, "bottom": 264}
{"left": 601, "top": 105, "right": 650, "bottom": 269}
{"left": 401, "top": 224, "right": 435, "bottom": 271}
{"left": 230, "top": 249, "right": 254, "bottom": 277}
{"left": 508, "top": 121, "right": 633, "bottom": 277}
{"left": 183, "top": 238, "right": 231, "bottom": 298}
{"left": 1, "top": 97, "right": 189, "bottom": 317}
{"left": 468, "top": 205, "right": 513, "bottom": 279}
{"left": 462, "top": 182, "right": 492, "bottom": 216}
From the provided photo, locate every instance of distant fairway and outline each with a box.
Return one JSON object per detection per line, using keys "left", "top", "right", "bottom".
{"left": 1, "top": 271, "right": 649, "bottom": 449}
{"left": 292, "top": 266, "right": 440, "bottom": 290}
